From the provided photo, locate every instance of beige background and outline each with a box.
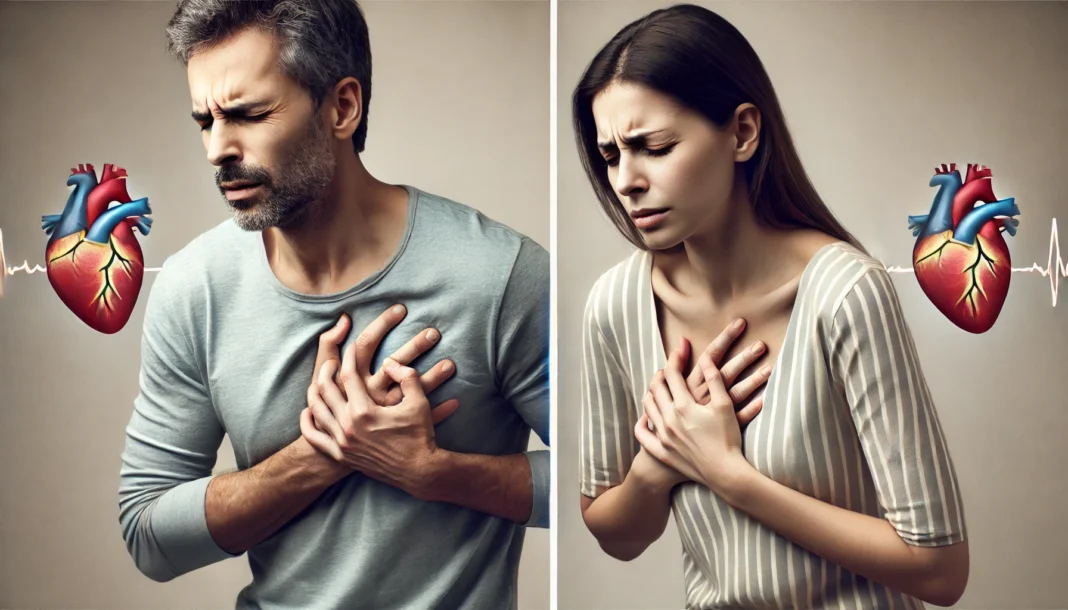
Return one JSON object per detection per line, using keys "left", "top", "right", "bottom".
{"left": 0, "top": 1, "right": 548, "bottom": 609}
{"left": 558, "top": 1, "right": 1067, "bottom": 609}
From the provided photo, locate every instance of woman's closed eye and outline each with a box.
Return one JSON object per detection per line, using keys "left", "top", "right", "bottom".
{"left": 602, "top": 143, "right": 677, "bottom": 167}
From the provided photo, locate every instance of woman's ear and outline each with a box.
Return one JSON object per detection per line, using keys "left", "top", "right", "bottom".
{"left": 732, "top": 103, "right": 761, "bottom": 163}
{"left": 325, "top": 77, "right": 364, "bottom": 141}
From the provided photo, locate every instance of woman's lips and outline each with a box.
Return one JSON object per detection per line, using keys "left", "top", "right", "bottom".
{"left": 630, "top": 209, "right": 669, "bottom": 230}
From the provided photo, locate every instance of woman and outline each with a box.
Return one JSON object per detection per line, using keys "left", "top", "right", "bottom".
{"left": 575, "top": 5, "right": 969, "bottom": 608}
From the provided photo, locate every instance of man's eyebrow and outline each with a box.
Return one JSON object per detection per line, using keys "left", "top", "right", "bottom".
{"left": 596, "top": 129, "right": 664, "bottom": 149}
{"left": 191, "top": 101, "right": 269, "bottom": 122}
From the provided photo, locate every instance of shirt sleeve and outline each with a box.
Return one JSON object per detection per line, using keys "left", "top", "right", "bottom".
{"left": 495, "top": 236, "right": 550, "bottom": 528}
{"left": 578, "top": 272, "right": 639, "bottom": 499}
{"left": 830, "top": 266, "right": 968, "bottom": 547}
{"left": 117, "top": 261, "right": 239, "bottom": 582}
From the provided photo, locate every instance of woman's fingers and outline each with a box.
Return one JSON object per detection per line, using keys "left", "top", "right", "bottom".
{"left": 686, "top": 318, "right": 747, "bottom": 391}
{"left": 719, "top": 340, "right": 766, "bottom": 386}
{"left": 735, "top": 393, "right": 765, "bottom": 426}
{"left": 644, "top": 384, "right": 668, "bottom": 434}
{"left": 728, "top": 363, "right": 774, "bottom": 405}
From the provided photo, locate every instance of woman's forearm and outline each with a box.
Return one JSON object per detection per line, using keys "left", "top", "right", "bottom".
{"left": 581, "top": 451, "right": 678, "bottom": 561}
{"left": 716, "top": 460, "right": 968, "bottom": 607}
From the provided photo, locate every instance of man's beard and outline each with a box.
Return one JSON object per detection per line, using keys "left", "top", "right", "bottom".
{"left": 216, "top": 117, "right": 336, "bottom": 232}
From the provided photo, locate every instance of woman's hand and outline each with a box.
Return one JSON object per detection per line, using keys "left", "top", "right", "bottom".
{"left": 636, "top": 334, "right": 769, "bottom": 494}
{"left": 634, "top": 319, "right": 772, "bottom": 490}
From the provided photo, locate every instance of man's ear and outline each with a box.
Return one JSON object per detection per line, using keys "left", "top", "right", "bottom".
{"left": 325, "top": 77, "right": 364, "bottom": 141}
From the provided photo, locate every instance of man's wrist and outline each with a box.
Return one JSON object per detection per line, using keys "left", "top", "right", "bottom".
{"left": 288, "top": 436, "right": 351, "bottom": 488}
{"left": 411, "top": 447, "right": 455, "bottom": 503}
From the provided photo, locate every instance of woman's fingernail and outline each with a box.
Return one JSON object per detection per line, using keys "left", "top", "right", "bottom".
{"left": 393, "top": 304, "right": 405, "bottom": 315}
{"left": 751, "top": 341, "right": 765, "bottom": 354}
{"left": 733, "top": 318, "right": 745, "bottom": 331}
{"left": 427, "top": 329, "right": 439, "bottom": 342}
{"left": 761, "top": 365, "right": 773, "bottom": 376}
{"left": 442, "top": 361, "right": 454, "bottom": 373}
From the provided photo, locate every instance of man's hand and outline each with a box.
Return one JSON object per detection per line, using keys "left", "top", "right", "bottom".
{"left": 307, "top": 304, "right": 455, "bottom": 408}
{"left": 301, "top": 338, "right": 459, "bottom": 498}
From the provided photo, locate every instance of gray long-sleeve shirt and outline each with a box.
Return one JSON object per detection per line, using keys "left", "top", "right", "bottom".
{"left": 118, "top": 186, "right": 550, "bottom": 609}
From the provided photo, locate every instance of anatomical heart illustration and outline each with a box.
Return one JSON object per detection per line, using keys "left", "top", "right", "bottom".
{"left": 41, "top": 164, "right": 153, "bottom": 334}
{"left": 908, "top": 163, "right": 1019, "bottom": 334}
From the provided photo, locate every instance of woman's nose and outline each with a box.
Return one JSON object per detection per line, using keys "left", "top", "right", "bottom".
{"left": 613, "top": 156, "right": 648, "bottom": 198}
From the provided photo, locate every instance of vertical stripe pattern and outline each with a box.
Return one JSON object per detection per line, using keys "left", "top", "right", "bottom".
{"left": 578, "top": 242, "right": 968, "bottom": 609}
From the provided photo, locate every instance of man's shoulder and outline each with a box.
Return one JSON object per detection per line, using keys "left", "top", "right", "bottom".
{"left": 148, "top": 219, "right": 249, "bottom": 306}
{"left": 411, "top": 188, "right": 544, "bottom": 254}
{"left": 409, "top": 187, "right": 547, "bottom": 274}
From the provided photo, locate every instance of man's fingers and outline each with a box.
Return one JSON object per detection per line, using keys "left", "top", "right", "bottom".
{"left": 386, "top": 328, "right": 441, "bottom": 367}
{"left": 300, "top": 407, "right": 343, "bottom": 462}
{"left": 419, "top": 359, "right": 456, "bottom": 394}
{"left": 720, "top": 340, "right": 766, "bottom": 386}
{"left": 338, "top": 342, "right": 373, "bottom": 408}
{"left": 382, "top": 363, "right": 426, "bottom": 400}
{"left": 728, "top": 364, "right": 773, "bottom": 405}
{"left": 317, "top": 360, "right": 349, "bottom": 411}
{"left": 307, "top": 384, "right": 348, "bottom": 449}
{"left": 314, "top": 314, "right": 351, "bottom": 375}
{"left": 354, "top": 304, "right": 408, "bottom": 377}
{"left": 431, "top": 399, "right": 460, "bottom": 424}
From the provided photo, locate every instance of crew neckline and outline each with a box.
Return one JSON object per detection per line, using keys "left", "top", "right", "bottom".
{"left": 255, "top": 184, "right": 420, "bottom": 304}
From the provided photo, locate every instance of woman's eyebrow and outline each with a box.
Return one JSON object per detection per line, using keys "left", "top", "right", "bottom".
{"left": 597, "top": 129, "right": 666, "bottom": 149}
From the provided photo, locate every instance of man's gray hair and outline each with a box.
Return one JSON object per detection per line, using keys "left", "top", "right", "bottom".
{"left": 166, "top": 0, "right": 372, "bottom": 153}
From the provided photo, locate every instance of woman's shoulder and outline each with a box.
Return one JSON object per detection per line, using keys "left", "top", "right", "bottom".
{"left": 813, "top": 241, "right": 903, "bottom": 327}
{"left": 582, "top": 250, "right": 650, "bottom": 326}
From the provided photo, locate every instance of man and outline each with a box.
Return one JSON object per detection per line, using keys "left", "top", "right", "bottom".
{"left": 117, "top": 1, "right": 549, "bottom": 608}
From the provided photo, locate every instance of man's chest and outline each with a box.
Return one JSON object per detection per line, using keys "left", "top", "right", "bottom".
{"left": 200, "top": 308, "right": 504, "bottom": 467}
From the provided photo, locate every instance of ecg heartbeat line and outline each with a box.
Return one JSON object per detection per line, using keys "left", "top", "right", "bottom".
{"left": 0, "top": 227, "right": 162, "bottom": 299}
{"left": 2, "top": 219, "right": 1066, "bottom": 304}
{"left": 883, "top": 218, "right": 1066, "bottom": 306}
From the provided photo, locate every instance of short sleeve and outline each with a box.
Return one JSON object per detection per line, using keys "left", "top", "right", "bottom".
{"left": 579, "top": 273, "right": 639, "bottom": 498}
{"left": 830, "top": 267, "right": 967, "bottom": 547}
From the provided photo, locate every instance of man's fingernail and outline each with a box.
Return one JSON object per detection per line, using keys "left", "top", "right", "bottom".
{"left": 427, "top": 329, "right": 439, "bottom": 342}
{"left": 393, "top": 304, "right": 405, "bottom": 315}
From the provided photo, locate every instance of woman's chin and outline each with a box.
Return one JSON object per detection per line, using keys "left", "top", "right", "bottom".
{"left": 639, "top": 229, "right": 685, "bottom": 252}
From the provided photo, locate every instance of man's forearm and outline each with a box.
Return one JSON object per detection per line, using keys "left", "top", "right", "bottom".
{"left": 414, "top": 450, "right": 534, "bottom": 524}
{"left": 205, "top": 436, "right": 351, "bottom": 554}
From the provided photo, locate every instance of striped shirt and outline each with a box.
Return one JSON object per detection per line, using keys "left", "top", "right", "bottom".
{"left": 579, "top": 241, "right": 967, "bottom": 609}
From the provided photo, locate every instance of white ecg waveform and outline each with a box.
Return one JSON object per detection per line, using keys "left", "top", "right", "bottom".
{"left": 884, "top": 218, "right": 1066, "bottom": 306}
{"left": 2, "top": 219, "right": 1066, "bottom": 305}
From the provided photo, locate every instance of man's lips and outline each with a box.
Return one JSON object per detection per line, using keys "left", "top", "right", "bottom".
{"left": 222, "top": 182, "right": 263, "bottom": 202}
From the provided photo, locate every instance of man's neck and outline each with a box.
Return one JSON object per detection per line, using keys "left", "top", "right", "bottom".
{"left": 262, "top": 154, "right": 411, "bottom": 295}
